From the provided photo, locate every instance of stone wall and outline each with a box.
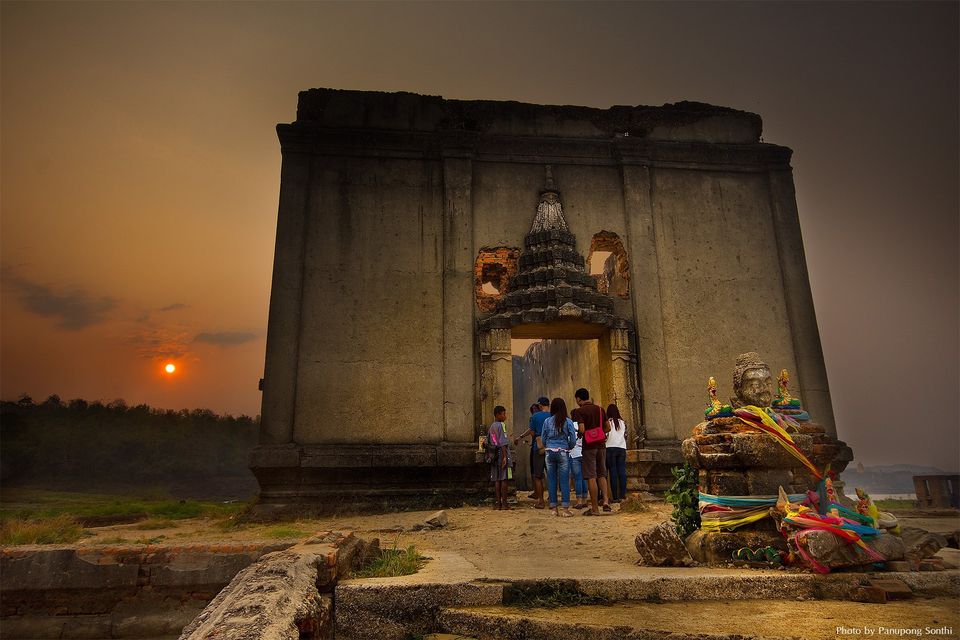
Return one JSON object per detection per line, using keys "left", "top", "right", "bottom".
{"left": 253, "top": 89, "right": 834, "bottom": 507}
{"left": 0, "top": 542, "right": 292, "bottom": 639}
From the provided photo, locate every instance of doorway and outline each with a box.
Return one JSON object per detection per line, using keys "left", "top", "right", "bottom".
{"left": 510, "top": 337, "right": 605, "bottom": 490}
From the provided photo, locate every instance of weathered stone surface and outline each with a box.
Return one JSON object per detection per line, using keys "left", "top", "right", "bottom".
{"left": 901, "top": 527, "right": 948, "bottom": 561}
{"left": 256, "top": 87, "right": 836, "bottom": 508}
{"left": 0, "top": 548, "right": 139, "bottom": 592}
{"left": 849, "top": 585, "right": 887, "bottom": 603}
{"left": 867, "top": 578, "right": 913, "bottom": 600}
{"left": 335, "top": 560, "right": 504, "bottom": 640}
{"left": 920, "top": 559, "right": 945, "bottom": 571}
{"left": 1, "top": 543, "right": 289, "bottom": 639}
{"left": 684, "top": 528, "right": 785, "bottom": 565}
{"left": 885, "top": 560, "right": 913, "bottom": 572}
{"left": 425, "top": 510, "right": 449, "bottom": 528}
{"left": 686, "top": 413, "right": 851, "bottom": 477}
{"left": 634, "top": 522, "right": 693, "bottom": 567}
{"left": 178, "top": 545, "right": 333, "bottom": 640}
{"left": 178, "top": 532, "right": 376, "bottom": 640}
{"left": 699, "top": 470, "right": 749, "bottom": 496}
{"left": 801, "top": 531, "right": 906, "bottom": 570}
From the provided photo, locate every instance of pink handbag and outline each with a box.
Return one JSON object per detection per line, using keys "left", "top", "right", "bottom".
{"left": 582, "top": 405, "right": 606, "bottom": 445}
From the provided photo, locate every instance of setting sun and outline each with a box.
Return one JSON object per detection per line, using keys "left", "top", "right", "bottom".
{"left": 164, "top": 363, "right": 176, "bottom": 374}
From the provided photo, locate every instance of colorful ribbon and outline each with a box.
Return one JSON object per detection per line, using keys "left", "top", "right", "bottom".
{"left": 734, "top": 406, "right": 822, "bottom": 479}
{"left": 698, "top": 491, "right": 807, "bottom": 531}
{"left": 780, "top": 494, "right": 885, "bottom": 573}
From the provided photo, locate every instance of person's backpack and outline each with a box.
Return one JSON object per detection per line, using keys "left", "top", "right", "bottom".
{"left": 484, "top": 423, "right": 502, "bottom": 463}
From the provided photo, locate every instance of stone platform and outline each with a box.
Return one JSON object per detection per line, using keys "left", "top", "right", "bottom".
{"left": 250, "top": 443, "right": 489, "bottom": 516}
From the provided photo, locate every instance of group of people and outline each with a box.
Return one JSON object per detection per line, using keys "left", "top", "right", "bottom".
{"left": 485, "top": 388, "right": 629, "bottom": 516}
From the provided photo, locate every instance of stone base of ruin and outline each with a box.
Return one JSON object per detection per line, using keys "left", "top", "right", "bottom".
{"left": 641, "top": 439, "right": 685, "bottom": 493}
{"left": 250, "top": 443, "right": 491, "bottom": 517}
{"left": 626, "top": 448, "right": 661, "bottom": 493}
{"left": 685, "top": 526, "right": 788, "bottom": 565}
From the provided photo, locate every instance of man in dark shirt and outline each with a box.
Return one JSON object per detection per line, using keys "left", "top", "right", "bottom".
{"left": 515, "top": 396, "right": 549, "bottom": 509}
{"left": 571, "top": 387, "right": 612, "bottom": 515}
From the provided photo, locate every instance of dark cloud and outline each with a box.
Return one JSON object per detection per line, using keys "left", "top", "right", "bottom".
{"left": 193, "top": 331, "right": 258, "bottom": 346}
{"left": 158, "top": 303, "right": 187, "bottom": 312}
{"left": 4, "top": 270, "right": 117, "bottom": 330}
{"left": 126, "top": 328, "right": 191, "bottom": 360}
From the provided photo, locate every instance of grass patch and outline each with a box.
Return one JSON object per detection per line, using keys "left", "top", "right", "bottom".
{"left": 505, "top": 581, "right": 613, "bottom": 609}
{"left": 0, "top": 488, "right": 247, "bottom": 523}
{"left": 875, "top": 499, "right": 916, "bottom": 510}
{"left": 134, "top": 535, "right": 167, "bottom": 545}
{"left": 263, "top": 525, "right": 309, "bottom": 539}
{"left": 352, "top": 545, "right": 427, "bottom": 578}
{"left": 93, "top": 536, "right": 130, "bottom": 545}
{"left": 0, "top": 515, "right": 83, "bottom": 545}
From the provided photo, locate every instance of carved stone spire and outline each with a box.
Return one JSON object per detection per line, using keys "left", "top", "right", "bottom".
{"left": 478, "top": 165, "right": 615, "bottom": 331}
{"left": 530, "top": 165, "right": 569, "bottom": 233}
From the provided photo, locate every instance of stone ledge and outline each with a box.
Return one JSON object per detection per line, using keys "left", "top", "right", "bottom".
{"left": 179, "top": 532, "right": 376, "bottom": 640}
{"left": 0, "top": 543, "right": 292, "bottom": 593}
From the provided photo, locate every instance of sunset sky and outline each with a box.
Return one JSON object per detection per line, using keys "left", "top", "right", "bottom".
{"left": 1, "top": 2, "right": 957, "bottom": 470}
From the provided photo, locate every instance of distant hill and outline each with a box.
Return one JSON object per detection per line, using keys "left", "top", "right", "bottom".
{"left": 841, "top": 463, "right": 956, "bottom": 496}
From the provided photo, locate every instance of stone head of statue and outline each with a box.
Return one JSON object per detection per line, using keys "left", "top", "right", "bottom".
{"left": 732, "top": 351, "right": 774, "bottom": 408}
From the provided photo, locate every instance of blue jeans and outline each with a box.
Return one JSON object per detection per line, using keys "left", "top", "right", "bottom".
{"left": 569, "top": 456, "right": 587, "bottom": 500}
{"left": 544, "top": 450, "right": 570, "bottom": 508}
{"left": 606, "top": 447, "right": 627, "bottom": 500}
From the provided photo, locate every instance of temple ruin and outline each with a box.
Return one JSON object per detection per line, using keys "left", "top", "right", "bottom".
{"left": 250, "top": 88, "right": 835, "bottom": 511}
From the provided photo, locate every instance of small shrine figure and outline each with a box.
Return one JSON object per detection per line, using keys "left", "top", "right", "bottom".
{"left": 704, "top": 376, "right": 733, "bottom": 419}
{"left": 773, "top": 368, "right": 800, "bottom": 409}
{"left": 776, "top": 369, "right": 793, "bottom": 404}
{"left": 855, "top": 487, "right": 880, "bottom": 528}
{"left": 771, "top": 367, "right": 809, "bottom": 420}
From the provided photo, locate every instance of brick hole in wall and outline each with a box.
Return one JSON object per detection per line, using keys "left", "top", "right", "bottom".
{"left": 587, "top": 231, "right": 630, "bottom": 298}
{"left": 475, "top": 247, "right": 520, "bottom": 312}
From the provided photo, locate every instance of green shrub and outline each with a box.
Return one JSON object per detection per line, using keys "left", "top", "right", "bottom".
{"left": 664, "top": 463, "right": 700, "bottom": 538}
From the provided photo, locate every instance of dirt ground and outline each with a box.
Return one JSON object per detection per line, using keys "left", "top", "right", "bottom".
{"left": 75, "top": 495, "right": 670, "bottom": 569}
{"left": 69, "top": 498, "right": 960, "bottom": 581}
{"left": 461, "top": 597, "right": 960, "bottom": 638}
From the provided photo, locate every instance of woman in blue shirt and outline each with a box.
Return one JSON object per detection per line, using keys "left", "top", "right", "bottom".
{"left": 537, "top": 397, "right": 577, "bottom": 517}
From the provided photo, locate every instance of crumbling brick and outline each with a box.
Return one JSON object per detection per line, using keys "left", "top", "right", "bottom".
{"left": 475, "top": 247, "right": 520, "bottom": 312}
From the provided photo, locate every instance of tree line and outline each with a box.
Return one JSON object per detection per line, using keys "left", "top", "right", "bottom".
{"left": 1, "top": 395, "right": 260, "bottom": 499}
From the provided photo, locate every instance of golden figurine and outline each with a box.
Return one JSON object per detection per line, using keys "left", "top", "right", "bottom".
{"left": 705, "top": 376, "right": 733, "bottom": 418}
{"left": 777, "top": 369, "right": 793, "bottom": 405}
{"left": 708, "top": 376, "right": 723, "bottom": 413}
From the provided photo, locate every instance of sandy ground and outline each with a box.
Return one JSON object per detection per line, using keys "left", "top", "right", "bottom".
{"left": 458, "top": 598, "right": 960, "bottom": 638}
{"left": 75, "top": 496, "right": 670, "bottom": 569}
{"left": 47, "top": 500, "right": 960, "bottom": 637}
{"left": 71, "top": 499, "right": 960, "bottom": 580}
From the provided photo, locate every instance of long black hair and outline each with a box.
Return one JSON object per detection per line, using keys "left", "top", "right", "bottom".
{"left": 606, "top": 404, "right": 623, "bottom": 430}
{"left": 550, "top": 397, "right": 568, "bottom": 438}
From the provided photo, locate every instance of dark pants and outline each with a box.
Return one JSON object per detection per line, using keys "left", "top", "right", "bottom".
{"left": 606, "top": 447, "right": 627, "bottom": 500}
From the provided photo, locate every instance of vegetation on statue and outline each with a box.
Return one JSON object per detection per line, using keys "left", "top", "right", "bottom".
{"left": 665, "top": 463, "right": 700, "bottom": 538}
